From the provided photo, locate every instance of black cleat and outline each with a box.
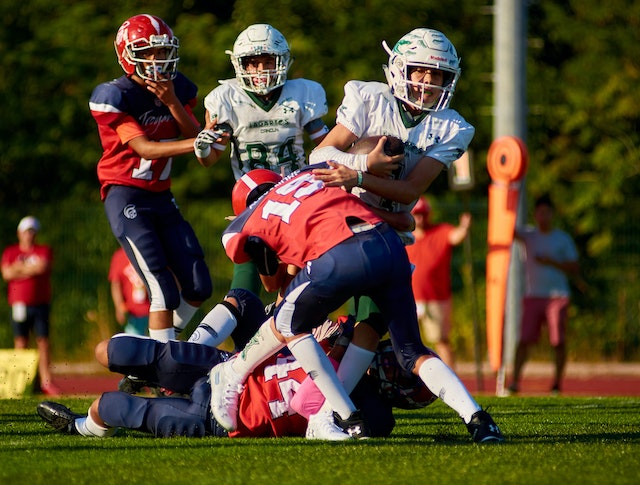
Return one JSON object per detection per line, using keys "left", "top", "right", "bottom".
{"left": 466, "top": 409, "right": 505, "bottom": 443}
{"left": 118, "top": 375, "right": 154, "bottom": 394}
{"left": 37, "top": 401, "right": 84, "bottom": 434}
{"left": 333, "top": 410, "right": 369, "bottom": 439}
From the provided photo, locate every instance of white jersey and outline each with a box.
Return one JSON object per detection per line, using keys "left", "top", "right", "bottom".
{"left": 204, "top": 78, "right": 328, "bottom": 180}
{"left": 334, "top": 80, "right": 475, "bottom": 213}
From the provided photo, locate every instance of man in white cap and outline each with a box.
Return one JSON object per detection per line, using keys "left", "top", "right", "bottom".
{"left": 1, "top": 216, "right": 59, "bottom": 395}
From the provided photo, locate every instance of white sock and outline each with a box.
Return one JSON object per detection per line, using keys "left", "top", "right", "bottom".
{"left": 76, "top": 415, "right": 116, "bottom": 437}
{"left": 188, "top": 304, "right": 237, "bottom": 348}
{"left": 337, "top": 343, "right": 375, "bottom": 394}
{"left": 288, "top": 334, "right": 355, "bottom": 420}
{"left": 149, "top": 327, "right": 174, "bottom": 342}
{"left": 230, "top": 319, "right": 284, "bottom": 379}
{"left": 173, "top": 299, "right": 199, "bottom": 332}
{"left": 417, "top": 357, "right": 481, "bottom": 424}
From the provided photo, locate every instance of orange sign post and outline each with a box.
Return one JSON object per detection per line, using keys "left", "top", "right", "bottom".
{"left": 486, "top": 136, "right": 528, "bottom": 373}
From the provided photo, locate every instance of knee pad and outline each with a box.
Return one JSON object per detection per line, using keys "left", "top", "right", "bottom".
{"left": 181, "top": 259, "right": 213, "bottom": 302}
{"left": 226, "top": 288, "right": 268, "bottom": 349}
{"left": 99, "top": 392, "right": 148, "bottom": 429}
{"left": 107, "top": 335, "right": 159, "bottom": 371}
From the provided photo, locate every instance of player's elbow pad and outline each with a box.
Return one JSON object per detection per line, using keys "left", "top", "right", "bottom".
{"left": 244, "top": 236, "right": 279, "bottom": 276}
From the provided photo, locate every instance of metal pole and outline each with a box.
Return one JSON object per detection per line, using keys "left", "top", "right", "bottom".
{"left": 493, "top": 0, "right": 528, "bottom": 395}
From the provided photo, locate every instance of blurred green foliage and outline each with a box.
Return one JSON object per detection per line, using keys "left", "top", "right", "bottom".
{"left": 0, "top": 0, "right": 639, "bottom": 361}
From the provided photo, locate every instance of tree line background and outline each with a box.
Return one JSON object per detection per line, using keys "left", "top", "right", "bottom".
{"left": 1, "top": 0, "right": 639, "bottom": 362}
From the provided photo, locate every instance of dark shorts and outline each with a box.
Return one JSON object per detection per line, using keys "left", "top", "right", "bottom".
{"left": 11, "top": 304, "right": 50, "bottom": 339}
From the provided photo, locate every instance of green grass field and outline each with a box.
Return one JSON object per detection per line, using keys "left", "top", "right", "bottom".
{"left": 2, "top": 396, "right": 638, "bottom": 485}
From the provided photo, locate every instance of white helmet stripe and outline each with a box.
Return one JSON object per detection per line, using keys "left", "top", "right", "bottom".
{"left": 239, "top": 173, "right": 259, "bottom": 190}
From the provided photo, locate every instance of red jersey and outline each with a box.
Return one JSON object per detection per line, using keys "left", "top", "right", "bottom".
{"left": 1, "top": 243, "right": 53, "bottom": 305}
{"left": 108, "top": 248, "right": 149, "bottom": 318}
{"left": 222, "top": 165, "right": 383, "bottom": 268}
{"left": 89, "top": 74, "right": 199, "bottom": 200}
{"left": 405, "top": 224, "right": 454, "bottom": 301}
{"left": 230, "top": 352, "right": 308, "bottom": 438}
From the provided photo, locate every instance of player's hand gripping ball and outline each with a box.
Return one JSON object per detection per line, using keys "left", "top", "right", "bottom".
{"left": 348, "top": 135, "right": 405, "bottom": 156}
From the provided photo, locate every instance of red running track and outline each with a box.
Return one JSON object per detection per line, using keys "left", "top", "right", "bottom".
{"left": 45, "top": 361, "right": 640, "bottom": 398}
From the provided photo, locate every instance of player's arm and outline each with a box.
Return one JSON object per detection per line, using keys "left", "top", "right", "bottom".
{"left": 127, "top": 135, "right": 196, "bottom": 160}
{"left": 309, "top": 124, "right": 401, "bottom": 178}
{"left": 194, "top": 112, "right": 232, "bottom": 168}
{"left": 244, "top": 236, "right": 280, "bottom": 277}
{"left": 260, "top": 264, "right": 299, "bottom": 305}
{"left": 259, "top": 262, "right": 289, "bottom": 294}
{"left": 304, "top": 118, "right": 330, "bottom": 146}
{"left": 358, "top": 155, "right": 445, "bottom": 205}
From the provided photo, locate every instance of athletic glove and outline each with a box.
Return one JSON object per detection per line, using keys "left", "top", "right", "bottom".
{"left": 193, "top": 129, "right": 219, "bottom": 158}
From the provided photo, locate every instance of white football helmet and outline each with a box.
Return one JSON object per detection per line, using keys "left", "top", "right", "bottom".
{"left": 226, "top": 24, "right": 292, "bottom": 95}
{"left": 382, "top": 28, "right": 460, "bottom": 112}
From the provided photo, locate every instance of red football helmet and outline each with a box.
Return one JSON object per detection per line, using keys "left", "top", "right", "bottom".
{"left": 231, "top": 169, "right": 282, "bottom": 215}
{"left": 114, "top": 14, "right": 179, "bottom": 81}
{"left": 368, "top": 340, "right": 438, "bottom": 410}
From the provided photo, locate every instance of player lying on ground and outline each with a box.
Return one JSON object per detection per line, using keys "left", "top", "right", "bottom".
{"left": 36, "top": 312, "right": 435, "bottom": 439}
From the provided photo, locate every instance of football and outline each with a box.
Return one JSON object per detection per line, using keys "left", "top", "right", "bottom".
{"left": 347, "top": 135, "right": 405, "bottom": 156}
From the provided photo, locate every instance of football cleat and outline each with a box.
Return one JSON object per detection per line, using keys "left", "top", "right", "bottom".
{"left": 209, "top": 361, "right": 244, "bottom": 432}
{"left": 333, "top": 410, "right": 369, "bottom": 439}
{"left": 37, "top": 401, "right": 84, "bottom": 435}
{"left": 118, "top": 375, "right": 155, "bottom": 394}
{"left": 305, "top": 411, "right": 352, "bottom": 441}
{"left": 466, "top": 410, "right": 505, "bottom": 443}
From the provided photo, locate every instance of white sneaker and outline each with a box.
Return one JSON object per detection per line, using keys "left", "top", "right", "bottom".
{"left": 209, "top": 361, "right": 244, "bottom": 432}
{"left": 305, "top": 411, "right": 352, "bottom": 441}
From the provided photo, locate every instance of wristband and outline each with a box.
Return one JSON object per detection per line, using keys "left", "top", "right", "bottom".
{"left": 356, "top": 170, "right": 364, "bottom": 187}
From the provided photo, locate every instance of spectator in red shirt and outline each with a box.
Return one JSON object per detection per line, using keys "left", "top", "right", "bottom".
{"left": 1, "top": 216, "right": 59, "bottom": 396}
{"left": 405, "top": 197, "right": 471, "bottom": 368}
{"left": 108, "top": 247, "right": 150, "bottom": 336}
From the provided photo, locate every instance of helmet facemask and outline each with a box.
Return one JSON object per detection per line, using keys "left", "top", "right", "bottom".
{"left": 127, "top": 35, "right": 180, "bottom": 82}
{"left": 230, "top": 52, "right": 290, "bottom": 95}
{"left": 226, "top": 24, "right": 292, "bottom": 96}
{"left": 368, "top": 341, "right": 437, "bottom": 410}
{"left": 382, "top": 28, "right": 461, "bottom": 112}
